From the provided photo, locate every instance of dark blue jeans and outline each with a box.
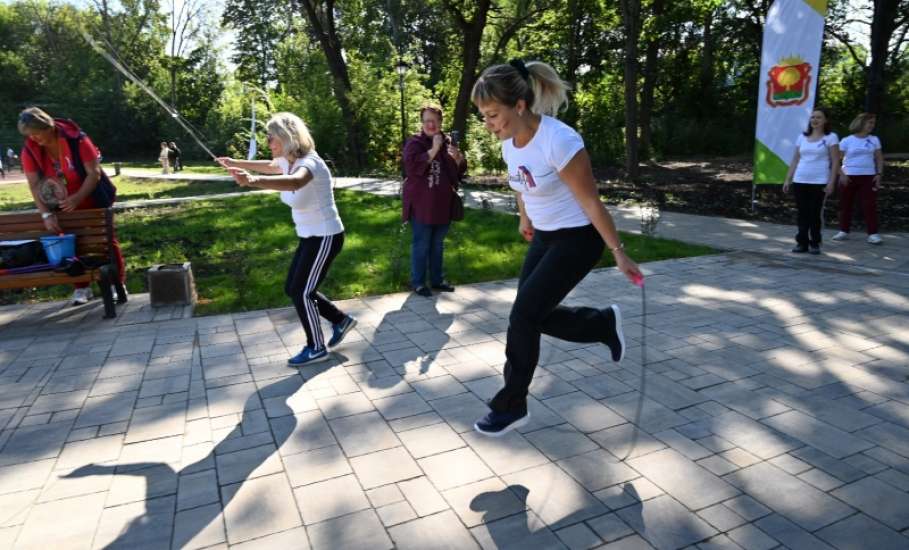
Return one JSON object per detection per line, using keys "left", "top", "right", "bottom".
{"left": 410, "top": 218, "right": 450, "bottom": 288}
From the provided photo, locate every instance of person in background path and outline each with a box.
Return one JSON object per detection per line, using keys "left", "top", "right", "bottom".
{"left": 159, "top": 142, "right": 171, "bottom": 174}
{"left": 6, "top": 147, "right": 16, "bottom": 171}
{"left": 168, "top": 141, "right": 183, "bottom": 172}
{"left": 470, "top": 60, "right": 643, "bottom": 436}
{"left": 0, "top": 151, "right": 5, "bottom": 179}
{"left": 833, "top": 113, "right": 884, "bottom": 245}
{"left": 782, "top": 108, "right": 840, "bottom": 255}
{"left": 218, "top": 112, "right": 357, "bottom": 366}
{"left": 402, "top": 105, "right": 467, "bottom": 297}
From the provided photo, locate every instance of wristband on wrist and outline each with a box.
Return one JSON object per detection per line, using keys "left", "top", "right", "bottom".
{"left": 609, "top": 242, "right": 624, "bottom": 252}
{"left": 41, "top": 212, "right": 54, "bottom": 219}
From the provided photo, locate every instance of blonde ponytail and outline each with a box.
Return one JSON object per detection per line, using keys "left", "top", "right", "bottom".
{"left": 471, "top": 60, "right": 571, "bottom": 117}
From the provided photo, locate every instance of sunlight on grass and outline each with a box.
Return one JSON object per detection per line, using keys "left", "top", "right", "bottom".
{"left": 0, "top": 175, "right": 252, "bottom": 212}
{"left": 1, "top": 190, "right": 716, "bottom": 315}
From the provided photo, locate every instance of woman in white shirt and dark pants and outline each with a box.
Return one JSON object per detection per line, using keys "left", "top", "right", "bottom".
{"left": 783, "top": 108, "right": 840, "bottom": 254}
{"left": 834, "top": 113, "right": 884, "bottom": 245}
{"left": 219, "top": 113, "right": 357, "bottom": 367}
{"left": 470, "top": 60, "right": 643, "bottom": 436}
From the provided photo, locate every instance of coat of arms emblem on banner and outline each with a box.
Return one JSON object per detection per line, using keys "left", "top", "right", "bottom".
{"left": 765, "top": 56, "right": 812, "bottom": 107}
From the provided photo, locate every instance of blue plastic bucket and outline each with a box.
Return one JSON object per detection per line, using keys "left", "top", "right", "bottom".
{"left": 40, "top": 234, "right": 76, "bottom": 266}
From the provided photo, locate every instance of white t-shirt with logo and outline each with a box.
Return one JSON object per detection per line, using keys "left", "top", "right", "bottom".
{"left": 502, "top": 116, "right": 590, "bottom": 231}
{"left": 276, "top": 152, "right": 344, "bottom": 238}
{"left": 839, "top": 134, "right": 881, "bottom": 176}
{"left": 792, "top": 133, "right": 839, "bottom": 184}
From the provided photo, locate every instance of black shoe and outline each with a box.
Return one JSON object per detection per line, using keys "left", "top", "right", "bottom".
{"left": 791, "top": 245, "right": 808, "bottom": 253}
{"left": 604, "top": 304, "right": 626, "bottom": 362}
{"left": 809, "top": 246, "right": 820, "bottom": 255}
{"left": 414, "top": 286, "right": 432, "bottom": 297}
{"left": 432, "top": 283, "right": 455, "bottom": 292}
{"left": 474, "top": 410, "right": 531, "bottom": 437}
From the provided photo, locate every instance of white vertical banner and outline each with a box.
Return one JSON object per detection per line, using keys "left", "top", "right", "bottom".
{"left": 247, "top": 98, "right": 257, "bottom": 160}
{"left": 753, "top": 0, "right": 828, "bottom": 184}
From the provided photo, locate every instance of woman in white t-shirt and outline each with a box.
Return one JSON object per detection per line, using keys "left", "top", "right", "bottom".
{"left": 470, "top": 59, "right": 643, "bottom": 437}
{"left": 833, "top": 113, "right": 884, "bottom": 244}
{"left": 783, "top": 108, "right": 840, "bottom": 254}
{"left": 218, "top": 112, "right": 357, "bottom": 366}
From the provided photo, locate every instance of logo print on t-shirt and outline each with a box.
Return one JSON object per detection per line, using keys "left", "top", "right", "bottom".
{"left": 429, "top": 160, "right": 441, "bottom": 188}
{"left": 518, "top": 166, "right": 536, "bottom": 188}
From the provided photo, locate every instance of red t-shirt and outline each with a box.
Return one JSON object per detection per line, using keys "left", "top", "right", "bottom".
{"left": 22, "top": 135, "right": 101, "bottom": 210}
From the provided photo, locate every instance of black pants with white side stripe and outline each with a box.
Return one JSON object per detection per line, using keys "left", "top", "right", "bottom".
{"left": 489, "top": 224, "right": 617, "bottom": 415}
{"left": 286, "top": 232, "right": 346, "bottom": 350}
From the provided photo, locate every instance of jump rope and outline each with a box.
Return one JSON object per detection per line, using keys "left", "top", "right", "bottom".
{"left": 79, "top": 28, "right": 219, "bottom": 162}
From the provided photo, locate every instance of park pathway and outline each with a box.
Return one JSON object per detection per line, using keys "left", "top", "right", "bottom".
{"left": 0, "top": 172, "right": 907, "bottom": 549}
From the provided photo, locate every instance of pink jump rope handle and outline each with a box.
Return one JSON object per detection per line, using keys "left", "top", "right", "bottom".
{"left": 631, "top": 273, "right": 645, "bottom": 288}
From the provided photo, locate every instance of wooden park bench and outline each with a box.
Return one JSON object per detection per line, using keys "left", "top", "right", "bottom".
{"left": 0, "top": 208, "right": 126, "bottom": 318}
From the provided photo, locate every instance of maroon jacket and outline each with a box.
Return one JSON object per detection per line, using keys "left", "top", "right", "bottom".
{"left": 402, "top": 132, "right": 467, "bottom": 224}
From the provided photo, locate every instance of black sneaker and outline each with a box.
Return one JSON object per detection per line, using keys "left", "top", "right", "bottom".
{"left": 809, "top": 246, "right": 821, "bottom": 255}
{"left": 474, "top": 410, "right": 530, "bottom": 437}
{"left": 432, "top": 283, "right": 455, "bottom": 292}
{"left": 604, "top": 304, "right": 625, "bottom": 362}
{"left": 414, "top": 286, "right": 432, "bottom": 297}
{"left": 791, "top": 245, "right": 808, "bottom": 253}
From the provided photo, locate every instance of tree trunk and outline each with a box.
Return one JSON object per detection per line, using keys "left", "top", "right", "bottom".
{"left": 865, "top": 0, "right": 899, "bottom": 114}
{"left": 619, "top": 0, "right": 641, "bottom": 180}
{"left": 562, "top": 0, "right": 583, "bottom": 127}
{"left": 444, "top": 0, "right": 492, "bottom": 142}
{"left": 639, "top": 0, "right": 665, "bottom": 160}
{"left": 698, "top": 9, "right": 714, "bottom": 115}
{"left": 297, "top": 0, "right": 367, "bottom": 169}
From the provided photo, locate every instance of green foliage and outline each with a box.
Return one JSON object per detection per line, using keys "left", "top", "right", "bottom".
{"left": 1, "top": 0, "right": 907, "bottom": 174}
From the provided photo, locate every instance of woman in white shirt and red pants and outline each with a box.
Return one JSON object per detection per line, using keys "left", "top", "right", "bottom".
{"left": 783, "top": 108, "right": 840, "bottom": 255}
{"left": 833, "top": 113, "right": 884, "bottom": 245}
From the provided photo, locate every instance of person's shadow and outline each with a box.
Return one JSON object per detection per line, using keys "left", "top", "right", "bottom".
{"left": 364, "top": 293, "right": 453, "bottom": 392}
{"left": 469, "top": 485, "right": 538, "bottom": 548}
{"left": 64, "top": 372, "right": 306, "bottom": 548}
{"left": 469, "top": 482, "right": 645, "bottom": 548}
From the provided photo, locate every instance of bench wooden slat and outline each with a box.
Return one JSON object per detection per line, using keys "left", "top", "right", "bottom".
{"left": 0, "top": 210, "right": 107, "bottom": 224}
{"left": 0, "top": 271, "right": 97, "bottom": 289}
{"left": 0, "top": 230, "right": 107, "bottom": 243}
{"left": 0, "top": 220, "right": 109, "bottom": 234}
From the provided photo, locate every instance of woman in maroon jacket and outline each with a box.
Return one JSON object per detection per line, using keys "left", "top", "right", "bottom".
{"left": 402, "top": 106, "right": 467, "bottom": 296}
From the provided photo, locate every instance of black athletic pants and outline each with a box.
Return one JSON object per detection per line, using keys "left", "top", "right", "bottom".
{"left": 489, "top": 224, "right": 617, "bottom": 415}
{"left": 286, "top": 232, "right": 346, "bottom": 350}
{"left": 793, "top": 183, "right": 826, "bottom": 248}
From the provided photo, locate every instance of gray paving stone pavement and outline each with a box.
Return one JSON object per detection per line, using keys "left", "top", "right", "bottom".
{"left": 2, "top": 179, "right": 909, "bottom": 548}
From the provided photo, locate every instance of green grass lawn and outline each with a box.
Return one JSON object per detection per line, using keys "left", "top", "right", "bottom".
{"left": 0, "top": 190, "right": 715, "bottom": 315}
{"left": 0, "top": 175, "right": 251, "bottom": 211}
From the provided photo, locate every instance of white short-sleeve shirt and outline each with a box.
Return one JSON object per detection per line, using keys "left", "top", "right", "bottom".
{"left": 792, "top": 133, "right": 839, "bottom": 184}
{"left": 839, "top": 134, "right": 881, "bottom": 176}
{"left": 502, "top": 115, "right": 590, "bottom": 231}
{"left": 276, "top": 152, "right": 344, "bottom": 238}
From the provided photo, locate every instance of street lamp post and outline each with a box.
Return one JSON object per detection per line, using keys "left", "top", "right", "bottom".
{"left": 395, "top": 59, "right": 409, "bottom": 180}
